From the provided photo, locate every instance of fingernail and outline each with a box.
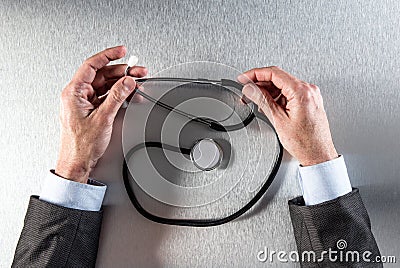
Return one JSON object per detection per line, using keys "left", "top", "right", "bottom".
{"left": 123, "top": 77, "right": 136, "bottom": 91}
{"left": 237, "top": 74, "right": 247, "bottom": 83}
{"left": 242, "top": 84, "right": 256, "bottom": 97}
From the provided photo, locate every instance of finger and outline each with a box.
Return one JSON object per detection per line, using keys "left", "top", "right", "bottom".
{"left": 101, "top": 64, "right": 148, "bottom": 80}
{"left": 99, "top": 64, "right": 127, "bottom": 80}
{"left": 98, "top": 65, "right": 148, "bottom": 80}
{"left": 96, "top": 78, "right": 119, "bottom": 97}
{"left": 125, "top": 90, "right": 144, "bottom": 104}
{"left": 72, "top": 46, "right": 127, "bottom": 84}
{"left": 238, "top": 66, "right": 299, "bottom": 98}
{"left": 97, "top": 83, "right": 144, "bottom": 105}
{"left": 62, "top": 81, "right": 96, "bottom": 103}
{"left": 127, "top": 66, "right": 148, "bottom": 78}
{"left": 95, "top": 64, "right": 148, "bottom": 102}
{"left": 123, "top": 83, "right": 148, "bottom": 106}
{"left": 93, "top": 65, "right": 148, "bottom": 93}
{"left": 98, "top": 76, "right": 136, "bottom": 120}
{"left": 93, "top": 65, "right": 148, "bottom": 91}
{"left": 242, "top": 83, "right": 284, "bottom": 123}
{"left": 256, "top": 81, "right": 281, "bottom": 99}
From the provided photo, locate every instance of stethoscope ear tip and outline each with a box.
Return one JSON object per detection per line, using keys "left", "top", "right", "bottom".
{"left": 124, "top": 55, "right": 139, "bottom": 76}
{"left": 127, "top": 55, "right": 139, "bottom": 67}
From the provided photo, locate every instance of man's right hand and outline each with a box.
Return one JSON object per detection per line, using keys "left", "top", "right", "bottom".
{"left": 55, "top": 46, "right": 147, "bottom": 183}
{"left": 238, "top": 67, "right": 338, "bottom": 166}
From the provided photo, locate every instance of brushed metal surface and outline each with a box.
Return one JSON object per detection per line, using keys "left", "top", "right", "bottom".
{"left": 0, "top": 0, "right": 399, "bottom": 267}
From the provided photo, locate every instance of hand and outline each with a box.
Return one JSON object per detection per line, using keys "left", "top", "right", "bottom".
{"left": 238, "top": 66, "right": 338, "bottom": 166}
{"left": 55, "top": 46, "right": 148, "bottom": 183}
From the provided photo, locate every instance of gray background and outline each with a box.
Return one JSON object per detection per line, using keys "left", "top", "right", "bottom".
{"left": 1, "top": 0, "right": 399, "bottom": 267}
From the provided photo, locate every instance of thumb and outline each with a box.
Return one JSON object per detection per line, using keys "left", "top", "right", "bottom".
{"left": 242, "top": 83, "right": 280, "bottom": 124}
{"left": 99, "top": 76, "right": 136, "bottom": 119}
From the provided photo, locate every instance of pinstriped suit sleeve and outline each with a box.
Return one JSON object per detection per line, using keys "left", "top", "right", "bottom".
{"left": 289, "top": 189, "right": 382, "bottom": 268}
{"left": 12, "top": 196, "right": 102, "bottom": 268}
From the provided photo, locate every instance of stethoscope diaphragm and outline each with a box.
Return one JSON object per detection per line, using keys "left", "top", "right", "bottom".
{"left": 190, "top": 138, "right": 223, "bottom": 171}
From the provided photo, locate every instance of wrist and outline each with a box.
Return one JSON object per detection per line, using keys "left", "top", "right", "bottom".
{"left": 298, "top": 147, "right": 338, "bottom": 167}
{"left": 56, "top": 137, "right": 94, "bottom": 183}
{"left": 55, "top": 159, "right": 90, "bottom": 183}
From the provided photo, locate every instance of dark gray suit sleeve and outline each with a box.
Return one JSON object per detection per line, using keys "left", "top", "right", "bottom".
{"left": 12, "top": 196, "right": 103, "bottom": 268}
{"left": 288, "top": 188, "right": 382, "bottom": 268}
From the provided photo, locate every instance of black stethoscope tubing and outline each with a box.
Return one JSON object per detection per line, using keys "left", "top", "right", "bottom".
{"left": 122, "top": 78, "right": 283, "bottom": 227}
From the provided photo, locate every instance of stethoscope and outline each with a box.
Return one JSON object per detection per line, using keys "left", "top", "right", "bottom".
{"left": 122, "top": 75, "right": 283, "bottom": 227}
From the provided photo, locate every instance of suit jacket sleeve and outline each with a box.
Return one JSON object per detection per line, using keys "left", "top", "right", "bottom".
{"left": 288, "top": 188, "right": 382, "bottom": 268}
{"left": 12, "top": 195, "right": 103, "bottom": 268}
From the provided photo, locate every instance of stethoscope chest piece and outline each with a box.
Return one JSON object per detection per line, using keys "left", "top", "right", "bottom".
{"left": 190, "top": 138, "right": 223, "bottom": 171}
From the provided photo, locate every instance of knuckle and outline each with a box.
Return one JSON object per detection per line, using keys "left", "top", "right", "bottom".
{"left": 61, "top": 90, "right": 75, "bottom": 102}
{"left": 81, "top": 60, "right": 89, "bottom": 70}
{"left": 309, "top": 83, "right": 321, "bottom": 94}
{"left": 295, "top": 83, "right": 315, "bottom": 101}
{"left": 61, "top": 83, "right": 74, "bottom": 100}
{"left": 268, "top": 66, "right": 281, "bottom": 71}
{"left": 61, "top": 89, "right": 68, "bottom": 100}
{"left": 82, "top": 59, "right": 91, "bottom": 66}
{"left": 269, "top": 65, "right": 279, "bottom": 69}
{"left": 315, "top": 87, "right": 321, "bottom": 95}
{"left": 303, "top": 90, "right": 313, "bottom": 100}
{"left": 295, "top": 82, "right": 310, "bottom": 91}
{"left": 111, "top": 89, "right": 124, "bottom": 103}
{"left": 82, "top": 60, "right": 96, "bottom": 71}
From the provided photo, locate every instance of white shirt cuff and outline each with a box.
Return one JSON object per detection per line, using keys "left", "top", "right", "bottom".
{"left": 298, "top": 155, "right": 352, "bottom": 206}
{"left": 39, "top": 171, "right": 107, "bottom": 211}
